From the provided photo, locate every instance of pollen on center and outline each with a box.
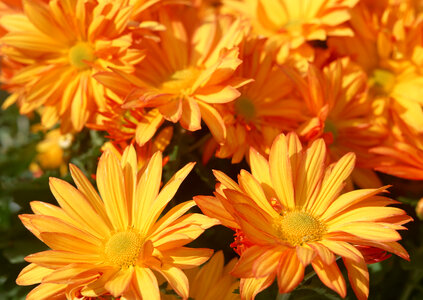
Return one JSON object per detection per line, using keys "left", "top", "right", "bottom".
{"left": 273, "top": 211, "right": 326, "bottom": 246}
{"left": 104, "top": 231, "right": 144, "bottom": 268}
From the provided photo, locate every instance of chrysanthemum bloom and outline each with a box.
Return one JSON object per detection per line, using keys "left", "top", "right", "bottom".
{"left": 195, "top": 132, "right": 411, "bottom": 299}
{"left": 370, "top": 114, "right": 423, "bottom": 180}
{"left": 284, "top": 60, "right": 388, "bottom": 188}
{"left": 17, "top": 146, "right": 218, "bottom": 299}
{"left": 0, "top": 0, "right": 153, "bottom": 132}
{"left": 328, "top": 1, "right": 423, "bottom": 134}
{"left": 204, "top": 38, "right": 305, "bottom": 163}
{"left": 101, "top": 125, "right": 174, "bottom": 172}
{"left": 96, "top": 7, "right": 248, "bottom": 146}
{"left": 29, "top": 128, "right": 73, "bottom": 177}
{"left": 161, "top": 251, "right": 240, "bottom": 300}
{"left": 222, "top": 0, "right": 357, "bottom": 63}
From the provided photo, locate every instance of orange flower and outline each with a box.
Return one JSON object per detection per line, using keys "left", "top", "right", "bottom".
{"left": 285, "top": 59, "right": 387, "bottom": 188}
{"left": 328, "top": 1, "right": 423, "bottom": 134}
{"left": 101, "top": 125, "right": 174, "bottom": 171}
{"left": 30, "top": 128, "right": 73, "bottom": 177}
{"left": 206, "top": 38, "right": 304, "bottom": 163}
{"left": 371, "top": 114, "right": 423, "bottom": 180}
{"left": 17, "top": 145, "right": 218, "bottom": 299}
{"left": 196, "top": 132, "right": 411, "bottom": 299}
{"left": 0, "top": 0, "right": 151, "bottom": 132}
{"left": 161, "top": 251, "right": 240, "bottom": 300}
{"left": 223, "top": 0, "right": 357, "bottom": 63}
{"left": 96, "top": 7, "right": 248, "bottom": 146}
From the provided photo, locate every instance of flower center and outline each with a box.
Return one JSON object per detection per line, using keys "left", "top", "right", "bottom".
{"left": 370, "top": 68, "right": 396, "bottom": 95}
{"left": 234, "top": 97, "right": 256, "bottom": 122}
{"left": 273, "top": 211, "right": 326, "bottom": 246}
{"left": 104, "top": 231, "right": 144, "bottom": 268}
{"left": 69, "top": 42, "right": 95, "bottom": 69}
{"left": 324, "top": 119, "right": 338, "bottom": 143}
{"left": 161, "top": 68, "right": 200, "bottom": 94}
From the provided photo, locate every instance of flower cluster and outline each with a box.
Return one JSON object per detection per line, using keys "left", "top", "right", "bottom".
{"left": 1, "top": 0, "right": 418, "bottom": 299}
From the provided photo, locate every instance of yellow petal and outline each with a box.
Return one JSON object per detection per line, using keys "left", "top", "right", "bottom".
{"left": 16, "top": 263, "right": 52, "bottom": 286}
{"left": 180, "top": 97, "right": 201, "bottom": 131}
{"left": 240, "top": 275, "right": 275, "bottom": 300}
{"left": 39, "top": 232, "right": 99, "bottom": 254}
{"left": 69, "top": 164, "right": 111, "bottom": 227}
{"left": 96, "top": 150, "right": 128, "bottom": 230}
{"left": 140, "top": 162, "right": 195, "bottom": 234}
{"left": 105, "top": 267, "right": 134, "bottom": 297}
{"left": 133, "top": 267, "right": 160, "bottom": 300}
{"left": 49, "top": 178, "right": 109, "bottom": 238}
{"left": 153, "top": 265, "right": 189, "bottom": 299}
{"left": 135, "top": 109, "right": 164, "bottom": 146}
{"left": 238, "top": 170, "right": 278, "bottom": 218}
{"left": 329, "top": 222, "right": 402, "bottom": 242}
{"left": 344, "top": 258, "right": 369, "bottom": 300}
{"left": 195, "top": 85, "right": 240, "bottom": 103}
{"left": 26, "top": 282, "right": 66, "bottom": 300}
{"left": 249, "top": 148, "right": 277, "bottom": 199}
{"left": 320, "top": 186, "right": 389, "bottom": 221}
{"left": 312, "top": 257, "right": 346, "bottom": 298}
{"left": 161, "top": 247, "right": 213, "bottom": 269}
{"left": 133, "top": 151, "right": 162, "bottom": 231}
{"left": 311, "top": 152, "right": 356, "bottom": 216}
{"left": 276, "top": 249, "right": 304, "bottom": 294}
{"left": 269, "top": 134, "right": 295, "bottom": 209}
{"left": 197, "top": 101, "right": 226, "bottom": 144}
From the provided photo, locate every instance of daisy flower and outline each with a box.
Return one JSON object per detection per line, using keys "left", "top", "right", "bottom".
{"left": 0, "top": 0, "right": 149, "bottom": 132}
{"left": 195, "top": 132, "right": 411, "bottom": 299}
{"left": 371, "top": 113, "right": 423, "bottom": 180}
{"left": 161, "top": 251, "right": 240, "bottom": 300}
{"left": 222, "top": 0, "right": 357, "bottom": 63}
{"left": 17, "top": 145, "right": 218, "bottom": 299}
{"left": 205, "top": 37, "right": 304, "bottom": 163}
{"left": 284, "top": 59, "right": 387, "bottom": 188}
{"left": 328, "top": 1, "right": 423, "bottom": 134}
{"left": 96, "top": 7, "right": 248, "bottom": 146}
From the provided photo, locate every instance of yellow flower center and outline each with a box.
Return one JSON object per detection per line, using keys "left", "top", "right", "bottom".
{"left": 69, "top": 42, "right": 95, "bottom": 69}
{"left": 273, "top": 211, "right": 326, "bottom": 246}
{"left": 161, "top": 68, "right": 200, "bottom": 94}
{"left": 370, "top": 68, "right": 396, "bottom": 95}
{"left": 104, "top": 231, "right": 144, "bottom": 268}
{"left": 234, "top": 97, "right": 256, "bottom": 122}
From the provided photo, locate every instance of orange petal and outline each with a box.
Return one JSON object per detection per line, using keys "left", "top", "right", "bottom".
{"left": 276, "top": 249, "right": 304, "bottom": 294}
{"left": 16, "top": 263, "right": 53, "bottom": 286}
{"left": 133, "top": 151, "right": 162, "bottom": 231}
{"left": 133, "top": 267, "right": 160, "bottom": 300}
{"left": 96, "top": 150, "right": 128, "bottom": 230}
{"left": 343, "top": 258, "right": 369, "bottom": 300}
{"left": 269, "top": 134, "right": 295, "bottom": 209}
{"left": 312, "top": 257, "right": 346, "bottom": 298}
{"left": 105, "top": 267, "right": 134, "bottom": 297}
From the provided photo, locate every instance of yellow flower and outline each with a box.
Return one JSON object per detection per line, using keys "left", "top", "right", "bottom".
{"left": 97, "top": 7, "right": 248, "bottom": 146}
{"left": 284, "top": 59, "right": 387, "bottom": 188}
{"left": 161, "top": 251, "right": 240, "bottom": 300}
{"left": 328, "top": 1, "right": 423, "bottom": 134}
{"left": 196, "top": 132, "right": 411, "bottom": 299}
{"left": 223, "top": 0, "right": 357, "bottom": 62}
{"left": 17, "top": 145, "right": 218, "bottom": 299}
{"left": 371, "top": 114, "right": 423, "bottom": 180}
{"left": 32, "top": 128, "right": 73, "bottom": 176}
{"left": 0, "top": 0, "right": 149, "bottom": 132}
{"left": 208, "top": 38, "right": 305, "bottom": 163}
